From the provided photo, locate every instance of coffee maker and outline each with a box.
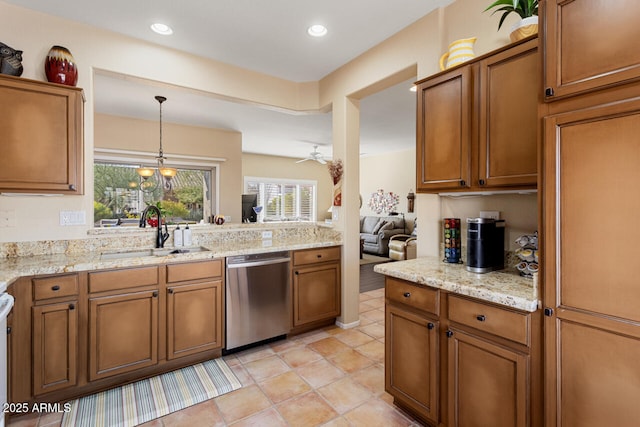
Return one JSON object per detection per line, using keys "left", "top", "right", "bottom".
{"left": 466, "top": 218, "right": 505, "bottom": 273}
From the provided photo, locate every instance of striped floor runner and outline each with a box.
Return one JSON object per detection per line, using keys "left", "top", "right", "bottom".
{"left": 62, "top": 358, "right": 241, "bottom": 427}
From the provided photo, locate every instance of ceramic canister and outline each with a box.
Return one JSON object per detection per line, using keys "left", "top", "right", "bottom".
{"left": 45, "top": 45, "right": 78, "bottom": 86}
{"left": 439, "top": 37, "right": 477, "bottom": 71}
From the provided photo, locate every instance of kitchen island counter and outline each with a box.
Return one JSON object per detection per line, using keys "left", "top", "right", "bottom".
{"left": 374, "top": 256, "right": 538, "bottom": 312}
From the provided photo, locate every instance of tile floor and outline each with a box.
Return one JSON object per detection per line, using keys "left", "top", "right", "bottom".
{"left": 8, "top": 288, "right": 424, "bottom": 427}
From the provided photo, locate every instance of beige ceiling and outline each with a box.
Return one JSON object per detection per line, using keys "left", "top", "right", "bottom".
{"left": 5, "top": 0, "right": 452, "bottom": 158}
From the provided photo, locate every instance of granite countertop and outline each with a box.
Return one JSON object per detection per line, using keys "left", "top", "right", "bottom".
{"left": 0, "top": 235, "right": 341, "bottom": 291}
{"left": 374, "top": 256, "right": 539, "bottom": 312}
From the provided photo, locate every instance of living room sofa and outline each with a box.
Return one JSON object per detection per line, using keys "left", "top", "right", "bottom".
{"left": 360, "top": 215, "right": 406, "bottom": 256}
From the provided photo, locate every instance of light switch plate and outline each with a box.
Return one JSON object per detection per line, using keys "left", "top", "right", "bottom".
{"left": 60, "top": 210, "right": 86, "bottom": 226}
{"left": 262, "top": 230, "right": 273, "bottom": 239}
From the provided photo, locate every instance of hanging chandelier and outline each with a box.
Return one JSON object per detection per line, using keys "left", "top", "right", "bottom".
{"left": 136, "top": 95, "right": 177, "bottom": 189}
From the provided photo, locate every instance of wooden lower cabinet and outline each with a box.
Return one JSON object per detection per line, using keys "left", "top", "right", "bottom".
{"left": 292, "top": 247, "right": 341, "bottom": 329}
{"left": 32, "top": 301, "right": 78, "bottom": 395}
{"left": 89, "top": 290, "right": 159, "bottom": 381}
{"left": 8, "top": 259, "right": 225, "bottom": 406}
{"left": 384, "top": 277, "right": 541, "bottom": 427}
{"left": 447, "top": 328, "right": 528, "bottom": 427}
{"left": 385, "top": 303, "right": 439, "bottom": 425}
{"left": 166, "top": 280, "right": 223, "bottom": 360}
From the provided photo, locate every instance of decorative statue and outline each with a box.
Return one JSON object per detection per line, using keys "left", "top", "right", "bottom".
{"left": 0, "top": 42, "right": 24, "bottom": 76}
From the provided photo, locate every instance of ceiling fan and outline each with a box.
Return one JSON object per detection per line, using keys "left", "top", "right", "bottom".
{"left": 296, "top": 145, "right": 327, "bottom": 164}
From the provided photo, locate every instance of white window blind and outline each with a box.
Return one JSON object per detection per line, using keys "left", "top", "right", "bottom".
{"left": 245, "top": 177, "right": 317, "bottom": 222}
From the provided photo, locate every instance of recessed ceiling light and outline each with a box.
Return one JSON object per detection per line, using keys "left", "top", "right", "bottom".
{"left": 307, "top": 24, "right": 328, "bottom": 37}
{"left": 150, "top": 23, "right": 173, "bottom": 35}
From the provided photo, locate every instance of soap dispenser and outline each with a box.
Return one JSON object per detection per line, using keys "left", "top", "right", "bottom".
{"left": 174, "top": 224, "right": 183, "bottom": 247}
{"left": 183, "top": 223, "right": 192, "bottom": 247}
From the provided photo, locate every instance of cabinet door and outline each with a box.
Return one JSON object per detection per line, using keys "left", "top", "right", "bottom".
{"left": 166, "top": 280, "right": 223, "bottom": 360}
{"left": 416, "top": 66, "right": 471, "bottom": 192}
{"left": 543, "top": 98, "right": 640, "bottom": 426}
{"left": 544, "top": 0, "right": 640, "bottom": 100}
{"left": 385, "top": 304, "right": 439, "bottom": 425}
{"left": 32, "top": 301, "right": 77, "bottom": 395}
{"left": 0, "top": 75, "right": 83, "bottom": 194}
{"left": 447, "top": 329, "right": 528, "bottom": 427}
{"left": 478, "top": 39, "right": 538, "bottom": 188}
{"left": 89, "top": 290, "right": 158, "bottom": 381}
{"left": 292, "top": 262, "right": 340, "bottom": 326}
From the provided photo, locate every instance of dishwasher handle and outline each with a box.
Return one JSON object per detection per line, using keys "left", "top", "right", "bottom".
{"left": 227, "top": 257, "right": 291, "bottom": 269}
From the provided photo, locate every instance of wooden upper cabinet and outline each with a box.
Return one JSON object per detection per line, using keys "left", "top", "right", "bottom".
{"left": 416, "top": 37, "right": 538, "bottom": 193}
{"left": 0, "top": 74, "right": 84, "bottom": 194}
{"left": 544, "top": 0, "right": 640, "bottom": 100}
{"left": 478, "top": 39, "right": 539, "bottom": 188}
{"left": 416, "top": 66, "right": 471, "bottom": 192}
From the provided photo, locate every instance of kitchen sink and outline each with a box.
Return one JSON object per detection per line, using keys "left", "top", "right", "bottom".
{"left": 100, "top": 246, "right": 210, "bottom": 260}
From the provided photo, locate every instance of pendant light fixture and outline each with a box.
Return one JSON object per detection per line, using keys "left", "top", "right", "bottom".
{"left": 137, "top": 95, "right": 177, "bottom": 189}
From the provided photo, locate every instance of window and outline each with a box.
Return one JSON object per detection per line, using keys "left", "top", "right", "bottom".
{"left": 94, "top": 149, "right": 220, "bottom": 227}
{"left": 245, "top": 177, "right": 316, "bottom": 222}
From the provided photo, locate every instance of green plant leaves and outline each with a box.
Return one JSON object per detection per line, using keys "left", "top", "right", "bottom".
{"left": 484, "top": 0, "right": 538, "bottom": 30}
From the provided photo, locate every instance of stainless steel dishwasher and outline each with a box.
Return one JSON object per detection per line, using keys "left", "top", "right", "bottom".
{"left": 225, "top": 251, "right": 290, "bottom": 350}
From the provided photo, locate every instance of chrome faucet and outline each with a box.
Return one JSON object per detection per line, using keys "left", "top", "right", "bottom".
{"left": 139, "top": 205, "right": 170, "bottom": 248}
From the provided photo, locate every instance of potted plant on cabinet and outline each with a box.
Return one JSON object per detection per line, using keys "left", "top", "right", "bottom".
{"left": 484, "top": 0, "right": 538, "bottom": 42}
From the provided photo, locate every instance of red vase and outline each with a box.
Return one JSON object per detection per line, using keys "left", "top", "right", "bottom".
{"left": 44, "top": 45, "right": 78, "bottom": 86}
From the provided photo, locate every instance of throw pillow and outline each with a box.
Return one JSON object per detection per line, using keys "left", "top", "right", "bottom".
{"left": 378, "top": 221, "right": 393, "bottom": 233}
{"left": 372, "top": 219, "right": 387, "bottom": 234}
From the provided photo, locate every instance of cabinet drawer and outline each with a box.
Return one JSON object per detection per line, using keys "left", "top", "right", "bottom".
{"left": 166, "top": 260, "right": 222, "bottom": 283}
{"left": 88, "top": 266, "right": 159, "bottom": 293}
{"left": 33, "top": 274, "right": 78, "bottom": 301}
{"left": 386, "top": 278, "right": 439, "bottom": 315}
{"left": 448, "top": 295, "right": 529, "bottom": 345}
{"left": 293, "top": 247, "right": 340, "bottom": 266}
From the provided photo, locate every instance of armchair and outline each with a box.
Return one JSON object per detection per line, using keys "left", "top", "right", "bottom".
{"left": 388, "top": 235, "right": 417, "bottom": 261}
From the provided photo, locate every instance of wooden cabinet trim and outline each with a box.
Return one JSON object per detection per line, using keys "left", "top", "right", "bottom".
{"left": 88, "top": 290, "right": 159, "bottom": 381}
{"left": 88, "top": 266, "right": 159, "bottom": 293}
{"left": 385, "top": 278, "right": 439, "bottom": 316}
{"left": 0, "top": 74, "right": 84, "bottom": 194}
{"left": 386, "top": 303, "right": 439, "bottom": 424}
{"left": 166, "top": 280, "right": 223, "bottom": 359}
{"left": 32, "top": 301, "right": 78, "bottom": 395}
{"left": 292, "top": 246, "right": 340, "bottom": 266}
{"left": 448, "top": 295, "right": 530, "bottom": 346}
{"left": 165, "top": 259, "right": 222, "bottom": 283}
{"left": 33, "top": 274, "right": 78, "bottom": 301}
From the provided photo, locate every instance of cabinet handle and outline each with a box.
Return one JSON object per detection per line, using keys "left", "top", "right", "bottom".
{"left": 459, "top": 180, "right": 466, "bottom": 186}
{"left": 544, "top": 307, "right": 554, "bottom": 317}
{"left": 478, "top": 179, "right": 486, "bottom": 186}
{"left": 7, "top": 326, "right": 11, "bottom": 334}
{"left": 476, "top": 315, "right": 486, "bottom": 322}
{"left": 427, "top": 322, "right": 435, "bottom": 330}
{"left": 51, "top": 285, "right": 60, "bottom": 291}
{"left": 294, "top": 271, "right": 299, "bottom": 275}
{"left": 69, "top": 184, "right": 76, "bottom": 191}
{"left": 317, "top": 254, "right": 322, "bottom": 258}
{"left": 446, "top": 330, "right": 454, "bottom": 338}
{"left": 152, "top": 291, "right": 158, "bottom": 298}
{"left": 403, "top": 292, "right": 411, "bottom": 298}
{"left": 168, "top": 288, "right": 174, "bottom": 294}
{"left": 68, "top": 303, "right": 75, "bottom": 310}
{"left": 545, "top": 87, "right": 555, "bottom": 97}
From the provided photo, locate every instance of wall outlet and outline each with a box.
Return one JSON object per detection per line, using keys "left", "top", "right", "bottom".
{"left": 262, "top": 230, "right": 273, "bottom": 240}
{"left": 0, "top": 210, "right": 16, "bottom": 227}
{"left": 480, "top": 211, "right": 500, "bottom": 220}
{"left": 60, "top": 210, "right": 86, "bottom": 226}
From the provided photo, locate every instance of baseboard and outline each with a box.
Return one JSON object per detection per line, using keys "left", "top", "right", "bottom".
{"left": 335, "top": 319, "right": 360, "bottom": 329}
